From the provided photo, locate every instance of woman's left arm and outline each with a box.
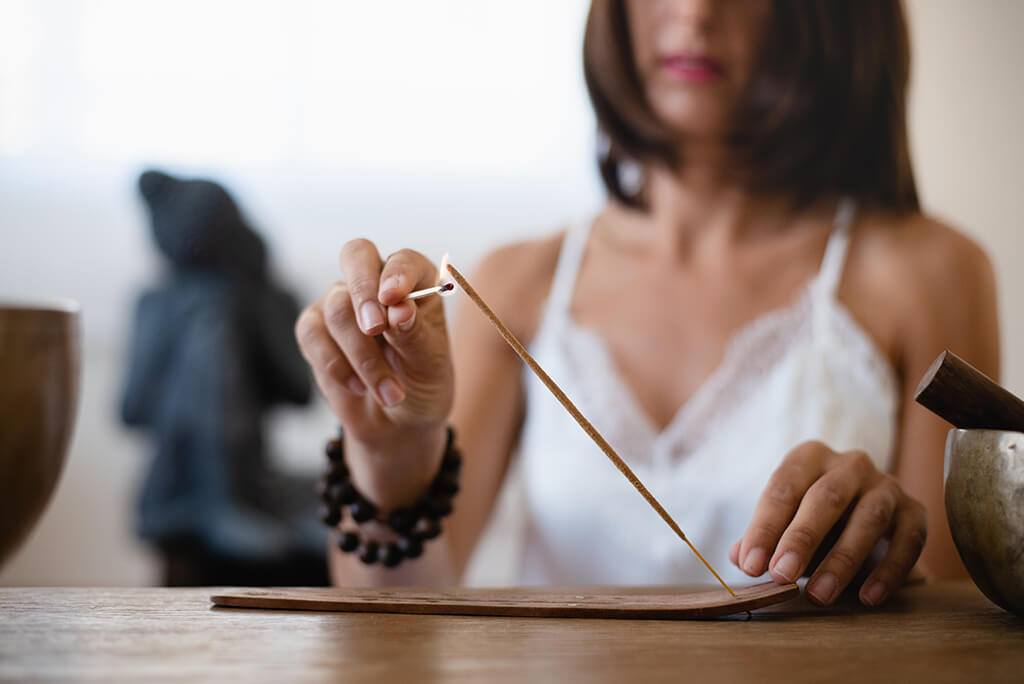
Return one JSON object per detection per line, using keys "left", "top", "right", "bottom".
{"left": 730, "top": 217, "right": 1000, "bottom": 606}
{"left": 890, "top": 220, "right": 999, "bottom": 579}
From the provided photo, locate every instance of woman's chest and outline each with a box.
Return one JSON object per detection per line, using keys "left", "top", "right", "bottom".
{"left": 568, "top": 262, "right": 814, "bottom": 431}
{"left": 564, "top": 244, "right": 903, "bottom": 431}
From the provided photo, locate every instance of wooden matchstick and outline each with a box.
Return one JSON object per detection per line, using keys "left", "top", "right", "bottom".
{"left": 406, "top": 282, "right": 455, "bottom": 301}
{"left": 446, "top": 264, "right": 736, "bottom": 597}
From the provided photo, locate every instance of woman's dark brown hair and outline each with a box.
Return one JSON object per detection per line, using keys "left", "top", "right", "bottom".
{"left": 583, "top": 0, "right": 919, "bottom": 212}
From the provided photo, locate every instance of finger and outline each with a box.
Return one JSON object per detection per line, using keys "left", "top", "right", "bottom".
{"left": 322, "top": 283, "right": 406, "bottom": 408}
{"left": 378, "top": 249, "right": 440, "bottom": 306}
{"left": 858, "top": 500, "right": 928, "bottom": 607}
{"left": 339, "top": 239, "right": 386, "bottom": 335}
{"left": 738, "top": 442, "right": 825, "bottom": 577}
{"left": 387, "top": 300, "right": 418, "bottom": 334}
{"left": 378, "top": 248, "right": 438, "bottom": 335}
{"left": 768, "top": 462, "right": 866, "bottom": 584}
{"left": 378, "top": 249, "right": 440, "bottom": 341}
{"left": 729, "top": 540, "right": 740, "bottom": 566}
{"left": 309, "top": 365, "right": 362, "bottom": 429}
{"left": 294, "top": 305, "right": 367, "bottom": 398}
{"left": 378, "top": 251, "right": 451, "bottom": 371}
{"left": 804, "top": 480, "right": 900, "bottom": 605}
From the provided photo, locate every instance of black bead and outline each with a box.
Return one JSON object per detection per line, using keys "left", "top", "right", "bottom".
{"left": 337, "top": 531, "right": 360, "bottom": 552}
{"left": 358, "top": 541, "right": 380, "bottom": 564}
{"left": 350, "top": 499, "right": 377, "bottom": 523}
{"left": 413, "top": 517, "right": 441, "bottom": 540}
{"left": 381, "top": 543, "right": 404, "bottom": 568}
{"left": 325, "top": 437, "right": 344, "bottom": 461}
{"left": 387, "top": 507, "right": 418, "bottom": 534}
{"left": 325, "top": 459, "right": 349, "bottom": 483}
{"left": 440, "top": 448, "right": 462, "bottom": 473}
{"left": 433, "top": 473, "right": 460, "bottom": 497}
{"left": 319, "top": 504, "right": 341, "bottom": 527}
{"left": 396, "top": 535, "right": 423, "bottom": 559}
{"left": 337, "top": 482, "right": 358, "bottom": 505}
{"left": 326, "top": 482, "right": 345, "bottom": 506}
{"left": 424, "top": 495, "right": 452, "bottom": 519}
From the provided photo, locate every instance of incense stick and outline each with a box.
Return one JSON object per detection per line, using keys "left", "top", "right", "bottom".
{"left": 446, "top": 264, "right": 736, "bottom": 597}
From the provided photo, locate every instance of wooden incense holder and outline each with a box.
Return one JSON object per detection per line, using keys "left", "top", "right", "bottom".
{"left": 914, "top": 350, "right": 1024, "bottom": 431}
{"left": 211, "top": 582, "right": 798, "bottom": 620}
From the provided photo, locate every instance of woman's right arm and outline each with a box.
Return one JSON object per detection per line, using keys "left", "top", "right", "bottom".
{"left": 295, "top": 240, "right": 533, "bottom": 585}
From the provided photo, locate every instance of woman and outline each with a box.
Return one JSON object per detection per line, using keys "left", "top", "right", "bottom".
{"left": 295, "top": 0, "right": 998, "bottom": 606}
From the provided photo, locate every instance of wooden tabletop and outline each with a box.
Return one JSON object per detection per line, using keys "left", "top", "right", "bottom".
{"left": 1, "top": 581, "right": 1021, "bottom": 683}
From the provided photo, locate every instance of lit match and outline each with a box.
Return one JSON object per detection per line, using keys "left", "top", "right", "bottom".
{"left": 404, "top": 253, "right": 455, "bottom": 301}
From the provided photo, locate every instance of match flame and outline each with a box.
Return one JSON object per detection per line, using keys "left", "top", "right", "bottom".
{"left": 438, "top": 253, "right": 455, "bottom": 295}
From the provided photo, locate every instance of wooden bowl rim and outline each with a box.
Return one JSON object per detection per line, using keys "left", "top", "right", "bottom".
{"left": 0, "top": 299, "right": 81, "bottom": 315}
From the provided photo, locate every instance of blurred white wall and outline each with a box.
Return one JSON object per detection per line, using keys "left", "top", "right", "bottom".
{"left": 905, "top": 0, "right": 1024, "bottom": 386}
{"left": 1, "top": 0, "right": 1022, "bottom": 586}
{"left": 0, "top": 0, "right": 598, "bottom": 586}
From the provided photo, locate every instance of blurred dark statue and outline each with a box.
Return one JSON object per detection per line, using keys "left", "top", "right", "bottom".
{"left": 121, "top": 169, "right": 327, "bottom": 586}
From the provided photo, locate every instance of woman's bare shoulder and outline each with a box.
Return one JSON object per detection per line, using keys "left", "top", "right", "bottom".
{"left": 852, "top": 210, "right": 998, "bottom": 368}
{"left": 857, "top": 211, "right": 994, "bottom": 307}
{"left": 464, "top": 230, "right": 567, "bottom": 342}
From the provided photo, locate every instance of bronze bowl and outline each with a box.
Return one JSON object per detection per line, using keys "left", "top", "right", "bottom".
{"left": 0, "top": 301, "right": 81, "bottom": 569}
{"left": 945, "top": 428, "right": 1024, "bottom": 617}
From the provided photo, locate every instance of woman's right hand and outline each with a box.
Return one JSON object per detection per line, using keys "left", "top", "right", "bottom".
{"left": 294, "top": 240, "right": 454, "bottom": 505}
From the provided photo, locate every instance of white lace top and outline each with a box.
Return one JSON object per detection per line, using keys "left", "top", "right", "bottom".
{"left": 515, "top": 200, "right": 899, "bottom": 586}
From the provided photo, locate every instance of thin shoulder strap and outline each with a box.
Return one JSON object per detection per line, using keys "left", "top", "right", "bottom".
{"left": 543, "top": 217, "right": 593, "bottom": 319}
{"left": 816, "top": 197, "right": 858, "bottom": 298}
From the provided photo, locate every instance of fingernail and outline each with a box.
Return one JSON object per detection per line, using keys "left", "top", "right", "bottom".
{"left": 397, "top": 306, "right": 416, "bottom": 332}
{"left": 808, "top": 572, "right": 838, "bottom": 605}
{"left": 380, "top": 276, "right": 401, "bottom": 297}
{"left": 743, "top": 547, "right": 767, "bottom": 576}
{"left": 376, "top": 377, "right": 405, "bottom": 407}
{"left": 861, "top": 581, "right": 888, "bottom": 607}
{"left": 772, "top": 552, "right": 801, "bottom": 583}
{"left": 345, "top": 376, "right": 366, "bottom": 396}
{"left": 359, "top": 301, "right": 385, "bottom": 333}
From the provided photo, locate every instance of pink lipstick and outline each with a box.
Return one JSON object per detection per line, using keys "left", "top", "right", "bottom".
{"left": 659, "top": 54, "right": 725, "bottom": 83}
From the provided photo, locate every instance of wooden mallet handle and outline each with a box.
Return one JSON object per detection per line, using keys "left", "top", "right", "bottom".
{"left": 914, "top": 350, "right": 1024, "bottom": 431}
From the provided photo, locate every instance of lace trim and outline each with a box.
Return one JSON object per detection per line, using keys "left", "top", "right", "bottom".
{"left": 545, "top": 284, "right": 897, "bottom": 463}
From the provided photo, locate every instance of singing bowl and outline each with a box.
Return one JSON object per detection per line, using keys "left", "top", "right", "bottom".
{"left": 945, "top": 429, "right": 1024, "bottom": 617}
{"left": 0, "top": 301, "right": 81, "bottom": 569}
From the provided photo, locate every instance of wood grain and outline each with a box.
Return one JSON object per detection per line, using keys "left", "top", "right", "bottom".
{"left": 211, "top": 581, "right": 798, "bottom": 619}
{"left": 1, "top": 583, "right": 1022, "bottom": 683}
{"left": 915, "top": 349, "right": 1024, "bottom": 431}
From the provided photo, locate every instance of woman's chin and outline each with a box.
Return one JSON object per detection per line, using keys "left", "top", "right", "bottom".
{"left": 649, "top": 99, "right": 732, "bottom": 143}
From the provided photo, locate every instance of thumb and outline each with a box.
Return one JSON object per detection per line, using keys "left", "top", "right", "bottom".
{"left": 381, "top": 295, "right": 450, "bottom": 371}
{"left": 375, "top": 248, "right": 451, "bottom": 375}
{"left": 379, "top": 297, "right": 453, "bottom": 424}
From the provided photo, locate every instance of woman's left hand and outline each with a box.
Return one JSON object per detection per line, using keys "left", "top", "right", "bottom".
{"left": 729, "top": 441, "right": 928, "bottom": 607}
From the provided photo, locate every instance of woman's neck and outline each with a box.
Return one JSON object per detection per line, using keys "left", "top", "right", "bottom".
{"left": 634, "top": 162, "right": 804, "bottom": 261}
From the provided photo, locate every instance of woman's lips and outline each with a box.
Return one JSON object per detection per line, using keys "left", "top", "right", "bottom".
{"left": 659, "top": 55, "right": 726, "bottom": 83}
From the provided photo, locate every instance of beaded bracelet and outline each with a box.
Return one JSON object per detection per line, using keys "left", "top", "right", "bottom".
{"left": 316, "top": 427, "right": 461, "bottom": 568}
